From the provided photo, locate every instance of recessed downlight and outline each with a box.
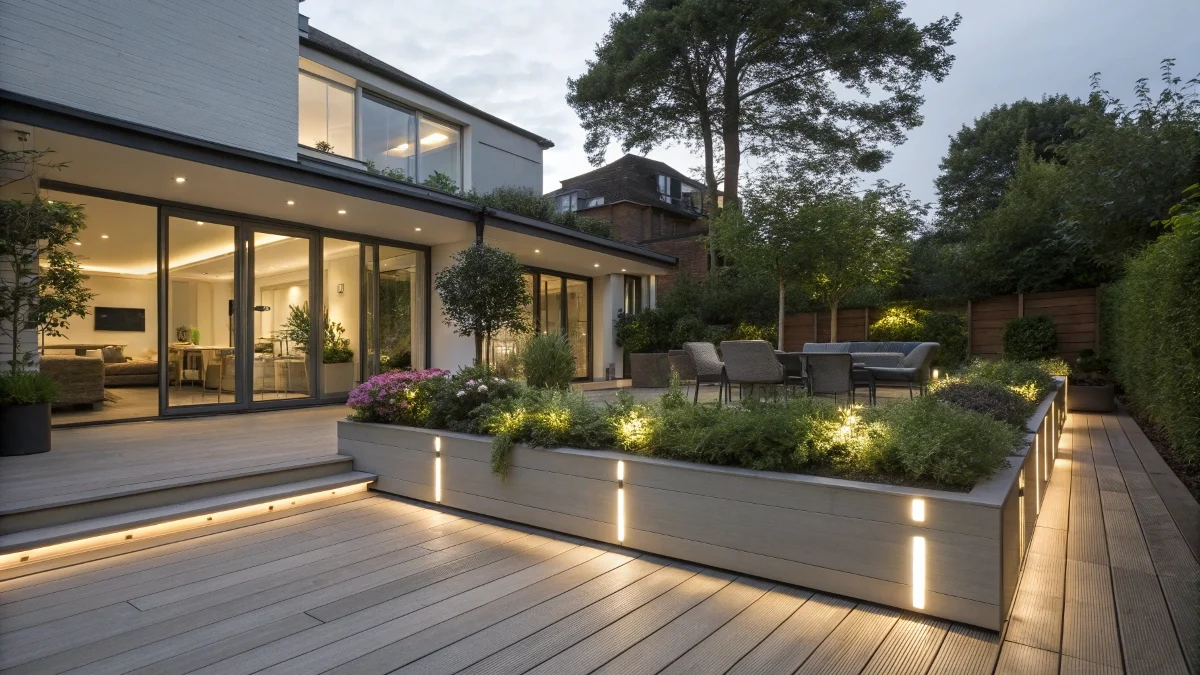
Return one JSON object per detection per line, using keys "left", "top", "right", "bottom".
{"left": 534, "top": 249, "right": 541, "bottom": 254}
{"left": 593, "top": 263, "right": 600, "bottom": 268}
{"left": 196, "top": 221, "right": 204, "bottom": 225}
{"left": 73, "top": 241, "right": 81, "bottom": 246}
{"left": 414, "top": 227, "right": 422, "bottom": 232}
{"left": 101, "top": 235, "right": 110, "bottom": 239}
{"left": 174, "top": 177, "right": 186, "bottom": 184}
{"left": 286, "top": 200, "right": 295, "bottom": 206}
{"left": 621, "top": 268, "right": 627, "bottom": 272}
{"left": 337, "top": 209, "right": 347, "bottom": 215}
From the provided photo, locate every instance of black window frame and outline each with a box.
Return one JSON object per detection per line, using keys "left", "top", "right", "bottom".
{"left": 524, "top": 265, "right": 593, "bottom": 381}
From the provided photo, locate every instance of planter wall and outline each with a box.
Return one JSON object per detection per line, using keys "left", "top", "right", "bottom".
{"left": 628, "top": 353, "right": 669, "bottom": 388}
{"left": 338, "top": 378, "right": 1066, "bottom": 630}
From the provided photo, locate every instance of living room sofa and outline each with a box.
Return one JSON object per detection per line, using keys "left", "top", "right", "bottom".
{"left": 39, "top": 354, "right": 105, "bottom": 409}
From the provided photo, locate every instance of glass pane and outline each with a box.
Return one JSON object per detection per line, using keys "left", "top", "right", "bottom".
{"left": 322, "top": 238, "right": 361, "bottom": 396}
{"left": 490, "top": 273, "right": 533, "bottom": 366}
{"left": 327, "top": 84, "right": 355, "bottom": 157}
{"left": 363, "top": 245, "right": 377, "bottom": 379}
{"left": 623, "top": 276, "right": 641, "bottom": 314}
{"left": 298, "top": 71, "right": 328, "bottom": 149}
{"left": 539, "top": 274, "right": 563, "bottom": 336}
{"left": 252, "top": 232, "right": 311, "bottom": 401}
{"left": 418, "top": 116, "right": 461, "bottom": 187}
{"left": 167, "top": 216, "right": 237, "bottom": 407}
{"left": 44, "top": 191, "right": 158, "bottom": 423}
{"left": 378, "top": 246, "right": 418, "bottom": 371}
{"left": 362, "top": 97, "right": 417, "bottom": 179}
{"left": 566, "top": 278, "right": 588, "bottom": 378}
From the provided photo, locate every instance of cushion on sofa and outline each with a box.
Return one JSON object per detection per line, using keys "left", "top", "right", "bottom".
{"left": 802, "top": 343, "right": 850, "bottom": 353}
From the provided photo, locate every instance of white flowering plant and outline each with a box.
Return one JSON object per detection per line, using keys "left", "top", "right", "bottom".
{"left": 427, "top": 365, "right": 523, "bottom": 433}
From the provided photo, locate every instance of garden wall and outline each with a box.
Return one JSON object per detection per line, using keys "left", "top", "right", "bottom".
{"left": 784, "top": 288, "right": 1098, "bottom": 360}
{"left": 338, "top": 381, "right": 1066, "bottom": 630}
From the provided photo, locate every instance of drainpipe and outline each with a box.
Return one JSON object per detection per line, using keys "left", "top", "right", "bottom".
{"left": 475, "top": 208, "right": 486, "bottom": 245}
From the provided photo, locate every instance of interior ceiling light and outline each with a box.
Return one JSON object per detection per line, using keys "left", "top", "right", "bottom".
{"left": 338, "top": 209, "right": 347, "bottom": 215}
{"left": 593, "top": 263, "right": 600, "bottom": 267}
{"left": 73, "top": 241, "right": 81, "bottom": 246}
{"left": 621, "top": 268, "right": 627, "bottom": 272}
{"left": 287, "top": 200, "right": 295, "bottom": 206}
{"left": 421, "top": 132, "right": 448, "bottom": 144}
{"left": 174, "top": 177, "right": 186, "bottom": 183}
{"left": 101, "top": 235, "right": 109, "bottom": 239}
{"left": 391, "top": 143, "right": 410, "bottom": 152}
{"left": 196, "top": 221, "right": 204, "bottom": 225}
{"left": 534, "top": 249, "right": 541, "bottom": 254}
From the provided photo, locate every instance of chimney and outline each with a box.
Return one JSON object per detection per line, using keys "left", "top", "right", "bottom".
{"left": 298, "top": 13, "right": 310, "bottom": 37}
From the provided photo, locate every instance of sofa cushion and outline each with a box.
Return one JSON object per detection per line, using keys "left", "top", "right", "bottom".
{"left": 802, "top": 343, "right": 850, "bottom": 353}
{"left": 101, "top": 346, "right": 126, "bottom": 364}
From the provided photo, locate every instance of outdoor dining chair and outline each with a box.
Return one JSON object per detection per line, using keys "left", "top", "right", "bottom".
{"left": 803, "top": 352, "right": 859, "bottom": 404}
{"left": 719, "top": 340, "right": 786, "bottom": 402}
{"left": 682, "top": 342, "right": 725, "bottom": 403}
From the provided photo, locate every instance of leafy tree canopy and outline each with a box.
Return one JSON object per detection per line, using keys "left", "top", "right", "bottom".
{"left": 434, "top": 244, "right": 531, "bottom": 366}
{"left": 567, "top": 0, "right": 960, "bottom": 206}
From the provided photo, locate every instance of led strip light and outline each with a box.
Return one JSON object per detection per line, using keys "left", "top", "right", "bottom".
{"left": 616, "top": 461, "right": 626, "bottom": 543}
{"left": 0, "top": 482, "right": 372, "bottom": 570}
{"left": 434, "top": 436, "right": 443, "bottom": 503}
{"left": 911, "top": 497, "right": 927, "bottom": 610}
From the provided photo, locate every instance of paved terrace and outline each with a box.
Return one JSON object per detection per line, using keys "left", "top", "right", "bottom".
{"left": 0, "top": 407, "right": 1197, "bottom": 674}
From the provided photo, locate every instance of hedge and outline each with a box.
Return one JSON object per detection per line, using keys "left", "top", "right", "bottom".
{"left": 1103, "top": 190, "right": 1200, "bottom": 461}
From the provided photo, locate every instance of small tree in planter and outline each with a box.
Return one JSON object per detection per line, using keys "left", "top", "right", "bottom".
{"left": 435, "top": 243, "right": 531, "bottom": 368}
{"left": 0, "top": 148, "right": 95, "bottom": 454}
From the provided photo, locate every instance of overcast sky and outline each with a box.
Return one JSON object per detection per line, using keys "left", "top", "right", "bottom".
{"left": 301, "top": 0, "right": 1200, "bottom": 208}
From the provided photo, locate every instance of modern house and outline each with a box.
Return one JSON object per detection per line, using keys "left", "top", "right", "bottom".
{"left": 0, "top": 1, "right": 673, "bottom": 424}
{"left": 547, "top": 154, "right": 714, "bottom": 292}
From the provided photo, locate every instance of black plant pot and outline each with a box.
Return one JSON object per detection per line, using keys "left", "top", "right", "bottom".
{"left": 0, "top": 402, "right": 52, "bottom": 456}
{"left": 1068, "top": 383, "right": 1116, "bottom": 413}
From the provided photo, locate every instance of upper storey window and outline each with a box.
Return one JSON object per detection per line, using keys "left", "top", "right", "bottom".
{"left": 362, "top": 95, "right": 462, "bottom": 188}
{"left": 299, "top": 71, "right": 354, "bottom": 156}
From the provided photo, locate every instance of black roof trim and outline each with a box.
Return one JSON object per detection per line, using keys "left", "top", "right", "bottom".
{"left": 302, "top": 27, "right": 555, "bottom": 149}
{"left": 0, "top": 91, "right": 673, "bottom": 267}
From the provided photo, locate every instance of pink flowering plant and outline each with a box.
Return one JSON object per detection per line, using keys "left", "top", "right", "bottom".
{"left": 428, "top": 365, "right": 524, "bottom": 433}
{"left": 346, "top": 368, "right": 450, "bottom": 425}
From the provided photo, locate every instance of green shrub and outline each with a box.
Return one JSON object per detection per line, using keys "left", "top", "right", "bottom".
{"left": 464, "top": 186, "right": 614, "bottom": 238}
{"left": 1002, "top": 316, "right": 1058, "bottom": 360}
{"left": 0, "top": 371, "right": 59, "bottom": 405}
{"left": 521, "top": 332, "right": 577, "bottom": 389}
{"left": 479, "top": 387, "right": 616, "bottom": 476}
{"left": 862, "top": 396, "right": 1023, "bottom": 488}
{"left": 930, "top": 379, "right": 1033, "bottom": 427}
{"left": 958, "top": 358, "right": 1058, "bottom": 403}
{"left": 427, "top": 366, "right": 524, "bottom": 433}
{"left": 1104, "top": 186, "right": 1200, "bottom": 461}
{"left": 1039, "top": 357, "right": 1070, "bottom": 377}
{"left": 869, "top": 306, "right": 967, "bottom": 367}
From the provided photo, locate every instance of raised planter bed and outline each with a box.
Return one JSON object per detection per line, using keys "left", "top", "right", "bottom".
{"left": 337, "top": 378, "right": 1066, "bottom": 630}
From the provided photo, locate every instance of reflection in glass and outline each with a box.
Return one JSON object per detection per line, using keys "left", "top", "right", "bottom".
{"left": 377, "top": 246, "right": 426, "bottom": 372}
{"left": 253, "top": 232, "right": 311, "bottom": 401}
{"left": 322, "top": 238, "right": 360, "bottom": 396}
{"left": 362, "top": 97, "right": 417, "bottom": 179}
{"left": 566, "top": 278, "right": 588, "bottom": 377}
{"left": 298, "top": 71, "right": 354, "bottom": 156}
{"left": 539, "top": 275, "right": 563, "bottom": 336}
{"left": 418, "top": 116, "right": 461, "bottom": 187}
{"left": 490, "top": 273, "right": 533, "bottom": 366}
{"left": 166, "top": 217, "right": 237, "bottom": 407}
{"left": 363, "top": 245, "right": 377, "bottom": 381}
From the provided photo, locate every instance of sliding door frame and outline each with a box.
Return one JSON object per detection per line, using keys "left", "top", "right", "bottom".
{"left": 524, "top": 265, "right": 593, "bottom": 381}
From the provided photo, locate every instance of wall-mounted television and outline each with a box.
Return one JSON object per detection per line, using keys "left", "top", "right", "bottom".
{"left": 95, "top": 307, "right": 145, "bottom": 332}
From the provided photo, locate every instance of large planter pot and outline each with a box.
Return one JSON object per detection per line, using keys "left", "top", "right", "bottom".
{"left": 1068, "top": 381, "right": 1115, "bottom": 412}
{"left": 338, "top": 379, "right": 1067, "bottom": 630}
{"left": 628, "top": 352, "right": 670, "bottom": 387}
{"left": 323, "top": 361, "right": 356, "bottom": 394}
{"left": 0, "top": 403, "right": 51, "bottom": 455}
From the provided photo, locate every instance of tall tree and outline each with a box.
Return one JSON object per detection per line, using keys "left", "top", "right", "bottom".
{"left": 567, "top": 0, "right": 960, "bottom": 207}
{"left": 934, "top": 95, "right": 1095, "bottom": 237}
{"left": 434, "top": 244, "right": 531, "bottom": 367}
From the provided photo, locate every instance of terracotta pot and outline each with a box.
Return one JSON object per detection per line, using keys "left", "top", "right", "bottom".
{"left": 0, "top": 402, "right": 51, "bottom": 455}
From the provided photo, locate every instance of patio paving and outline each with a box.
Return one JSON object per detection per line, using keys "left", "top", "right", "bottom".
{"left": 0, "top": 408, "right": 1196, "bottom": 674}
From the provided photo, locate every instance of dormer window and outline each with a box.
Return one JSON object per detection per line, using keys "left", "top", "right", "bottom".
{"left": 556, "top": 193, "right": 577, "bottom": 213}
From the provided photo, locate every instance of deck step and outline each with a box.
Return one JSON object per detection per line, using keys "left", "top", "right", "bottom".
{"left": 0, "top": 471, "right": 376, "bottom": 567}
{"left": 0, "top": 454, "right": 356, "bottom": 535}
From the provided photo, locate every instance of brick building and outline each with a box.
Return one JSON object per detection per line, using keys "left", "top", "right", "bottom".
{"left": 547, "top": 155, "right": 714, "bottom": 292}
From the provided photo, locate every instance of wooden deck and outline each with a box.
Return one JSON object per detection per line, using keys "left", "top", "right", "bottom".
{"left": 0, "top": 409, "right": 1196, "bottom": 674}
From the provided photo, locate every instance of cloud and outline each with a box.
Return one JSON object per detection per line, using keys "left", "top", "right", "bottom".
{"left": 301, "top": 0, "right": 1200, "bottom": 204}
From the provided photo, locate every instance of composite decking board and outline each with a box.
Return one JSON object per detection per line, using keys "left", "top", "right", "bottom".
{"left": 196, "top": 540, "right": 599, "bottom": 675}
{"left": 0, "top": 490, "right": 380, "bottom": 592}
{"left": 858, "top": 613, "right": 949, "bottom": 675}
{"left": 1116, "top": 412, "right": 1200, "bottom": 564}
{"left": 1061, "top": 560, "right": 1122, "bottom": 669}
{"left": 1110, "top": 566, "right": 1191, "bottom": 675}
{"left": 927, "top": 615, "right": 1001, "bottom": 675}
{"left": 452, "top": 565, "right": 700, "bottom": 675}
{"left": 656, "top": 585, "right": 812, "bottom": 675}
{"left": 588, "top": 576, "right": 773, "bottom": 674}
{"left": 122, "top": 613, "right": 324, "bottom": 675}
{"left": 0, "top": 521, "right": 529, "bottom": 673}
{"left": 1059, "top": 654, "right": 1124, "bottom": 675}
{"left": 322, "top": 552, "right": 646, "bottom": 675}
{"left": 520, "top": 569, "right": 735, "bottom": 675}
{"left": 792, "top": 603, "right": 901, "bottom": 675}
{"left": 994, "top": 640, "right": 1059, "bottom": 674}
{"left": 0, "top": 504, "right": 451, "bottom": 632}
{"left": 725, "top": 593, "right": 856, "bottom": 675}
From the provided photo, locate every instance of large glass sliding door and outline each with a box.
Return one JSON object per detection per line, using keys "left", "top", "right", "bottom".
{"left": 525, "top": 269, "right": 593, "bottom": 380}
{"left": 250, "top": 230, "right": 314, "bottom": 404}
{"left": 360, "top": 243, "right": 427, "bottom": 379}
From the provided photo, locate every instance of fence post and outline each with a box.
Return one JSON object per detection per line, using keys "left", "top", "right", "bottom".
{"left": 1017, "top": 293, "right": 1024, "bottom": 318}
{"left": 864, "top": 307, "right": 870, "bottom": 340}
{"left": 812, "top": 312, "right": 818, "bottom": 343}
{"left": 966, "top": 300, "right": 973, "bottom": 357}
{"left": 1094, "top": 288, "right": 1101, "bottom": 353}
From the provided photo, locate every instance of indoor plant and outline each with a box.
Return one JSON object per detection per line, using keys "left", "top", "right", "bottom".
{"left": 1068, "top": 348, "right": 1116, "bottom": 412}
{"left": 281, "top": 303, "right": 358, "bottom": 392}
{"left": 0, "top": 148, "right": 94, "bottom": 455}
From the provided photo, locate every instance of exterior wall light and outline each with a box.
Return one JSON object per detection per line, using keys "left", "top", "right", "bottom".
{"left": 911, "top": 498, "right": 925, "bottom": 522}
{"left": 912, "top": 535, "right": 926, "bottom": 609}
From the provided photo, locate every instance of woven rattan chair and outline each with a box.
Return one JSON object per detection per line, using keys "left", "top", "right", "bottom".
{"left": 682, "top": 342, "right": 725, "bottom": 403}
{"left": 804, "top": 352, "right": 857, "bottom": 404}
{"left": 719, "top": 340, "right": 786, "bottom": 402}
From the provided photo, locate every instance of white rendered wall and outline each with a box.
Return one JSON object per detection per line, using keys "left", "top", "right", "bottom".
{"left": 429, "top": 242, "right": 477, "bottom": 372}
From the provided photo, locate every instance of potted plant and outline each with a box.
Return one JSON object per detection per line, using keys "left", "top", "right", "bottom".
{"left": 322, "top": 317, "right": 356, "bottom": 393}
{"left": 0, "top": 148, "right": 95, "bottom": 455}
{"left": 1068, "top": 349, "right": 1116, "bottom": 412}
{"left": 0, "top": 372, "right": 59, "bottom": 455}
{"left": 614, "top": 309, "right": 671, "bottom": 387}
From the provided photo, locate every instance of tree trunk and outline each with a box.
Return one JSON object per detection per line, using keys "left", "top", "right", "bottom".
{"left": 721, "top": 37, "right": 740, "bottom": 205}
{"left": 700, "top": 111, "right": 720, "bottom": 270}
{"left": 777, "top": 277, "right": 785, "bottom": 351}
{"left": 474, "top": 333, "right": 483, "bottom": 366}
{"left": 829, "top": 299, "right": 839, "bottom": 344}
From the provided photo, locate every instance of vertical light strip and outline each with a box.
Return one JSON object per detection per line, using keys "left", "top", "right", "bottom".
{"left": 911, "top": 498, "right": 925, "bottom": 522}
{"left": 1034, "top": 436, "right": 1041, "bottom": 514}
{"left": 912, "top": 536, "right": 926, "bottom": 609}
{"left": 616, "top": 460, "right": 625, "bottom": 543}
{"left": 434, "top": 436, "right": 442, "bottom": 503}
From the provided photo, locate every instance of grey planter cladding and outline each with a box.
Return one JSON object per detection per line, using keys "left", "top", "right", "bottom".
{"left": 338, "top": 378, "right": 1067, "bottom": 630}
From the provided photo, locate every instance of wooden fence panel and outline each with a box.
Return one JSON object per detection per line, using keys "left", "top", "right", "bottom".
{"left": 782, "top": 288, "right": 1098, "bottom": 360}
